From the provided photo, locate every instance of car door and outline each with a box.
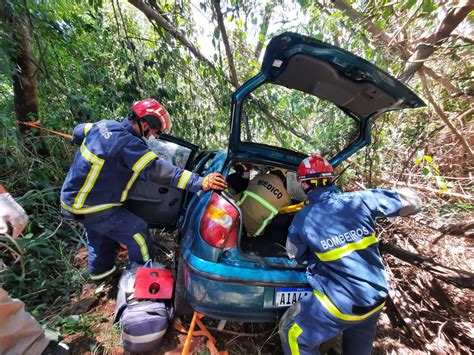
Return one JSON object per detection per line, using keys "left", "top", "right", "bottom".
{"left": 126, "top": 134, "right": 199, "bottom": 228}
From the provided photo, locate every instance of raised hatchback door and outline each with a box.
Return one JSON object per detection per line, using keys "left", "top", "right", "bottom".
{"left": 229, "top": 32, "right": 425, "bottom": 168}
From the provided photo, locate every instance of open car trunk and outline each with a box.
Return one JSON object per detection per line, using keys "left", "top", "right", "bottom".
{"left": 240, "top": 213, "right": 294, "bottom": 258}
{"left": 226, "top": 160, "right": 304, "bottom": 261}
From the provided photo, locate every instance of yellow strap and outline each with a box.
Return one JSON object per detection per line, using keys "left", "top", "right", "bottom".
{"left": 16, "top": 120, "right": 73, "bottom": 139}
{"left": 313, "top": 290, "right": 385, "bottom": 322}
{"left": 61, "top": 200, "right": 122, "bottom": 214}
{"left": 315, "top": 233, "right": 378, "bottom": 262}
{"left": 132, "top": 233, "right": 150, "bottom": 262}
{"left": 288, "top": 322, "right": 303, "bottom": 355}
{"left": 279, "top": 201, "right": 307, "bottom": 214}
{"left": 177, "top": 170, "right": 192, "bottom": 190}
{"left": 121, "top": 151, "right": 157, "bottom": 202}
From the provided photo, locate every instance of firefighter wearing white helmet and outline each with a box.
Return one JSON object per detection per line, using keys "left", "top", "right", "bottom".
{"left": 60, "top": 99, "right": 227, "bottom": 281}
{"left": 279, "top": 154, "right": 422, "bottom": 355}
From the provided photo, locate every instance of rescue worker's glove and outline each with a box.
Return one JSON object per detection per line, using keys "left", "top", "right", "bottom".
{"left": 0, "top": 193, "right": 28, "bottom": 238}
{"left": 202, "top": 172, "right": 228, "bottom": 191}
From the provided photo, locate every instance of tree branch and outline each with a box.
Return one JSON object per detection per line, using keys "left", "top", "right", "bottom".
{"left": 329, "top": 0, "right": 393, "bottom": 44}
{"left": 211, "top": 0, "right": 239, "bottom": 88}
{"left": 128, "top": 0, "right": 216, "bottom": 71}
{"left": 115, "top": 0, "right": 145, "bottom": 90}
{"left": 398, "top": 1, "right": 474, "bottom": 83}
{"left": 326, "top": 0, "right": 470, "bottom": 101}
{"left": 254, "top": 2, "right": 274, "bottom": 60}
{"left": 380, "top": 241, "right": 474, "bottom": 289}
{"left": 419, "top": 71, "right": 473, "bottom": 160}
{"left": 387, "top": 0, "right": 423, "bottom": 48}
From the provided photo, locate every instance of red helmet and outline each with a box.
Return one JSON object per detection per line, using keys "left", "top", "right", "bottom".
{"left": 296, "top": 155, "right": 334, "bottom": 182}
{"left": 132, "top": 99, "right": 172, "bottom": 134}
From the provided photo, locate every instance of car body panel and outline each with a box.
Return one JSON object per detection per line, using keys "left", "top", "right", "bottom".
{"left": 182, "top": 250, "right": 307, "bottom": 322}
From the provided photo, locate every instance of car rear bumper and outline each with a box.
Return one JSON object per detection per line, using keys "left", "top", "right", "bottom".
{"left": 182, "top": 250, "right": 309, "bottom": 322}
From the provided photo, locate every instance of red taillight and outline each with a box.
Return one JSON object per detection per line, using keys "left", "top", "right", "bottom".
{"left": 200, "top": 193, "right": 239, "bottom": 248}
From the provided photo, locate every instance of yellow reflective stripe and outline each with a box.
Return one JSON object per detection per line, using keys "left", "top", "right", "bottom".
{"left": 73, "top": 143, "right": 105, "bottom": 208}
{"left": 237, "top": 190, "right": 279, "bottom": 236}
{"left": 315, "top": 233, "right": 378, "bottom": 262}
{"left": 120, "top": 151, "right": 158, "bottom": 202}
{"left": 133, "top": 233, "right": 150, "bottom": 262}
{"left": 61, "top": 200, "right": 122, "bottom": 214}
{"left": 90, "top": 265, "right": 116, "bottom": 281}
{"left": 235, "top": 193, "right": 247, "bottom": 206}
{"left": 177, "top": 170, "right": 192, "bottom": 190}
{"left": 255, "top": 210, "right": 278, "bottom": 236}
{"left": 243, "top": 190, "right": 279, "bottom": 214}
{"left": 288, "top": 322, "right": 303, "bottom": 355}
{"left": 313, "top": 290, "right": 385, "bottom": 322}
{"left": 84, "top": 123, "right": 93, "bottom": 135}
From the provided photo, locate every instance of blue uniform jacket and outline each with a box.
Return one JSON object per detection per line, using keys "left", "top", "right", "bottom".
{"left": 287, "top": 186, "right": 407, "bottom": 315}
{"left": 61, "top": 118, "right": 203, "bottom": 215}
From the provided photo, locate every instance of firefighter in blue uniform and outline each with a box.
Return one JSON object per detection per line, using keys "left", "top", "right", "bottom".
{"left": 279, "top": 154, "right": 422, "bottom": 355}
{"left": 61, "top": 99, "right": 227, "bottom": 281}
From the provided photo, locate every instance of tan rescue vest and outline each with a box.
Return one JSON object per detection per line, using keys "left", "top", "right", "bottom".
{"left": 236, "top": 173, "right": 290, "bottom": 236}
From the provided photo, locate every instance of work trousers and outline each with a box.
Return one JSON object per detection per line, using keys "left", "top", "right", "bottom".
{"left": 279, "top": 291, "right": 380, "bottom": 355}
{"left": 0, "top": 286, "right": 49, "bottom": 355}
{"left": 80, "top": 207, "right": 154, "bottom": 280}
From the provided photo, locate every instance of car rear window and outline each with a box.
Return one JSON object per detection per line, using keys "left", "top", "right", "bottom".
{"left": 240, "top": 84, "right": 359, "bottom": 159}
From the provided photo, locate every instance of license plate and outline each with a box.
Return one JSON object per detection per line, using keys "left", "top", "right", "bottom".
{"left": 274, "top": 287, "right": 312, "bottom": 307}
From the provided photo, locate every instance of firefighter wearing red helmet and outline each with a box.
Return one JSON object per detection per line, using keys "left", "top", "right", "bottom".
{"left": 279, "top": 154, "right": 422, "bottom": 355}
{"left": 61, "top": 99, "right": 227, "bottom": 281}
{"left": 296, "top": 154, "right": 335, "bottom": 191}
{"left": 131, "top": 98, "right": 172, "bottom": 138}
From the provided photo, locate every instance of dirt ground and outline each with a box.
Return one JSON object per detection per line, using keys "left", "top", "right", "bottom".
{"left": 63, "top": 221, "right": 473, "bottom": 354}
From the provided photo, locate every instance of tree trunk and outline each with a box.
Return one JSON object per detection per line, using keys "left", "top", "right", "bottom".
{"left": 0, "top": 2, "right": 49, "bottom": 156}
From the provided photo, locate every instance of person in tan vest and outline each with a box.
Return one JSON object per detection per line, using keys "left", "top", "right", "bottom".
{"left": 0, "top": 185, "right": 69, "bottom": 354}
{"left": 236, "top": 170, "right": 291, "bottom": 237}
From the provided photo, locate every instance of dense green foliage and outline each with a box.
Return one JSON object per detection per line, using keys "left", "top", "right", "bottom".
{"left": 0, "top": 0, "right": 471, "bottom": 350}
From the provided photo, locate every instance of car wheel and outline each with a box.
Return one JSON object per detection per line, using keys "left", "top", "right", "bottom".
{"left": 174, "top": 254, "right": 193, "bottom": 316}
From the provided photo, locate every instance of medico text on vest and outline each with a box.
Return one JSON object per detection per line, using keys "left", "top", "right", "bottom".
{"left": 256, "top": 179, "right": 283, "bottom": 199}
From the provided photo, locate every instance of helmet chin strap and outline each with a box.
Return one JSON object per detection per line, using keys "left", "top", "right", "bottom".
{"left": 136, "top": 119, "right": 151, "bottom": 140}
